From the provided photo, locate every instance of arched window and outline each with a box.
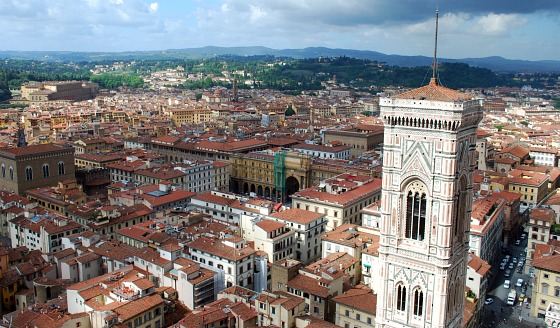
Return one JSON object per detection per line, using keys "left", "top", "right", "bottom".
{"left": 25, "top": 167, "right": 33, "bottom": 181}
{"left": 9, "top": 166, "right": 13, "bottom": 180}
{"left": 406, "top": 191, "right": 426, "bottom": 241}
{"left": 413, "top": 288, "right": 424, "bottom": 316}
{"left": 396, "top": 284, "right": 407, "bottom": 311}
{"left": 42, "top": 164, "right": 50, "bottom": 178}
{"left": 1, "top": 164, "right": 4, "bottom": 178}
{"left": 454, "top": 177, "right": 468, "bottom": 241}
{"left": 58, "top": 161, "right": 65, "bottom": 175}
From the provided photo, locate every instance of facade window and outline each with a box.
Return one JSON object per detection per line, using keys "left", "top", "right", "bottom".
{"left": 413, "top": 289, "right": 424, "bottom": 316}
{"left": 9, "top": 166, "right": 13, "bottom": 180}
{"left": 1, "top": 164, "right": 4, "bottom": 178}
{"left": 542, "top": 283, "right": 549, "bottom": 294}
{"left": 25, "top": 167, "right": 33, "bottom": 181}
{"left": 58, "top": 161, "right": 65, "bottom": 175}
{"left": 345, "top": 309, "right": 349, "bottom": 316}
{"left": 43, "top": 164, "right": 50, "bottom": 178}
{"left": 406, "top": 191, "right": 426, "bottom": 241}
{"left": 396, "top": 285, "right": 407, "bottom": 311}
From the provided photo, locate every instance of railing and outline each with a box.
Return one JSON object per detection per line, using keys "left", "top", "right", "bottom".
{"left": 112, "top": 288, "right": 140, "bottom": 300}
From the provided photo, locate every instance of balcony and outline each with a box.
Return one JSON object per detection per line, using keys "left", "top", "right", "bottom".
{"left": 112, "top": 287, "right": 140, "bottom": 301}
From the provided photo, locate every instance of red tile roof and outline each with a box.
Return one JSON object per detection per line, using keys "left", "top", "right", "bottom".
{"left": 332, "top": 285, "right": 377, "bottom": 314}
{"left": 392, "top": 79, "right": 473, "bottom": 102}
{"left": 269, "top": 208, "right": 324, "bottom": 225}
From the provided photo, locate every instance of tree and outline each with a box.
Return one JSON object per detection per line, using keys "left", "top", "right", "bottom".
{"left": 285, "top": 108, "right": 296, "bottom": 117}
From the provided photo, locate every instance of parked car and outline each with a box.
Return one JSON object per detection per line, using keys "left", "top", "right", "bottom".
{"left": 516, "top": 267, "right": 523, "bottom": 273}
{"left": 505, "top": 269, "right": 511, "bottom": 278}
{"left": 513, "top": 257, "right": 517, "bottom": 264}
{"left": 516, "top": 278, "right": 524, "bottom": 287}
{"left": 500, "top": 263, "right": 506, "bottom": 270}
{"left": 515, "top": 239, "right": 521, "bottom": 246}
{"left": 504, "top": 280, "right": 511, "bottom": 288}
{"left": 509, "top": 263, "right": 514, "bottom": 269}
{"left": 485, "top": 297, "right": 494, "bottom": 305}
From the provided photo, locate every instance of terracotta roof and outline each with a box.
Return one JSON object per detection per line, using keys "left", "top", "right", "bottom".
{"left": 332, "top": 286, "right": 377, "bottom": 314}
{"left": 533, "top": 244, "right": 560, "bottom": 273}
{"left": 188, "top": 237, "right": 255, "bottom": 262}
{"left": 287, "top": 274, "right": 330, "bottom": 298}
{"left": 530, "top": 208, "right": 555, "bottom": 224}
{"left": 255, "top": 220, "right": 286, "bottom": 232}
{"left": 192, "top": 192, "right": 237, "bottom": 206}
{"left": 292, "top": 179, "right": 382, "bottom": 207}
{"left": 269, "top": 208, "right": 324, "bottom": 225}
{"left": 467, "top": 253, "right": 491, "bottom": 277}
{"left": 113, "top": 294, "right": 163, "bottom": 321}
{"left": 0, "top": 144, "right": 72, "bottom": 157}
{"left": 320, "top": 224, "right": 378, "bottom": 248}
{"left": 392, "top": 78, "right": 473, "bottom": 102}
{"left": 500, "top": 145, "right": 530, "bottom": 159}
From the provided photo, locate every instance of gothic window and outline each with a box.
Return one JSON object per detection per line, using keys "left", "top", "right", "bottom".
{"left": 396, "top": 284, "right": 407, "bottom": 311}
{"left": 42, "top": 164, "right": 50, "bottom": 178}
{"left": 406, "top": 191, "right": 426, "bottom": 241}
{"left": 413, "top": 288, "right": 424, "bottom": 316}
{"left": 454, "top": 177, "right": 467, "bottom": 240}
{"left": 25, "top": 167, "right": 33, "bottom": 181}
{"left": 58, "top": 162, "right": 65, "bottom": 175}
{"left": 9, "top": 166, "right": 13, "bottom": 180}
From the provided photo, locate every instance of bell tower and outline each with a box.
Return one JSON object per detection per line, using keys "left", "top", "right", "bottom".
{"left": 375, "top": 10, "right": 483, "bottom": 328}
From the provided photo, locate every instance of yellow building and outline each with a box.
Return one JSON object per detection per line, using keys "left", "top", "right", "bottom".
{"left": 507, "top": 172, "right": 549, "bottom": 207}
{"left": 254, "top": 290, "right": 307, "bottom": 327}
{"left": 169, "top": 107, "right": 212, "bottom": 126}
{"left": 333, "top": 286, "right": 377, "bottom": 328}
{"left": 532, "top": 243, "right": 560, "bottom": 320}
{"left": 75, "top": 153, "right": 122, "bottom": 170}
{"left": 230, "top": 151, "right": 312, "bottom": 202}
{"left": 0, "top": 248, "right": 19, "bottom": 310}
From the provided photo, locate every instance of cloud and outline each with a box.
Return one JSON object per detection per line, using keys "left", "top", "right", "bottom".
{"left": 149, "top": 2, "right": 158, "bottom": 12}
{"left": 0, "top": 0, "right": 558, "bottom": 59}
{"left": 471, "top": 13, "right": 528, "bottom": 36}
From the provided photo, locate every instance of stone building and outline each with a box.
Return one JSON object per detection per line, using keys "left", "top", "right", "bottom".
{"left": 20, "top": 81, "right": 98, "bottom": 104}
{"left": 0, "top": 144, "right": 75, "bottom": 194}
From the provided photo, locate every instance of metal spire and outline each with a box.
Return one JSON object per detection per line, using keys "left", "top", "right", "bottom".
{"left": 431, "top": 8, "right": 439, "bottom": 86}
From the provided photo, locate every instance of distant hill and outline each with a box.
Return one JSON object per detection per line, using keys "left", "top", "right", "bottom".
{"left": 1, "top": 46, "right": 560, "bottom": 72}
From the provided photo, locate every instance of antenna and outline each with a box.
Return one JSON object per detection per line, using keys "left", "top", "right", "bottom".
{"left": 431, "top": 8, "right": 439, "bottom": 86}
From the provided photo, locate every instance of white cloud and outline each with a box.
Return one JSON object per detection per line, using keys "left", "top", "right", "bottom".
{"left": 249, "top": 5, "right": 267, "bottom": 23}
{"left": 472, "top": 13, "right": 528, "bottom": 36}
{"left": 149, "top": 2, "right": 158, "bottom": 12}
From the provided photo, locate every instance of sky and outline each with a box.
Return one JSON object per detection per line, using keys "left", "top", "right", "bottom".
{"left": 1, "top": 0, "right": 559, "bottom": 61}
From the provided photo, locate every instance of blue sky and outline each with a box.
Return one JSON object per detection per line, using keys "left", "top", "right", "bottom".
{"left": 1, "top": 0, "right": 559, "bottom": 61}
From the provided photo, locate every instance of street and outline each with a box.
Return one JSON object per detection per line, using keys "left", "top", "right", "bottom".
{"left": 480, "top": 234, "right": 545, "bottom": 328}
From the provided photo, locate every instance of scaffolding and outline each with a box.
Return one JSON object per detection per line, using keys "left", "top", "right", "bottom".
{"left": 274, "top": 151, "right": 286, "bottom": 202}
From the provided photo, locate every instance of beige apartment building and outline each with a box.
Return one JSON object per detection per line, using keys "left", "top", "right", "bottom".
{"left": 291, "top": 174, "right": 382, "bottom": 231}
{"left": 532, "top": 244, "right": 560, "bottom": 320}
